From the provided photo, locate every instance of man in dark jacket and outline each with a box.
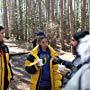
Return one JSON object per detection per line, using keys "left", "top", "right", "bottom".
{"left": 0, "top": 26, "right": 13, "bottom": 90}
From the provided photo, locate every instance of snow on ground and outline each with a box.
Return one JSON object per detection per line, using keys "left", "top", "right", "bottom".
{"left": 9, "top": 47, "right": 30, "bottom": 54}
{"left": 9, "top": 55, "right": 30, "bottom": 90}
{"left": 59, "top": 52, "right": 75, "bottom": 62}
{"left": 5, "top": 42, "right": 30, "bottom": 54}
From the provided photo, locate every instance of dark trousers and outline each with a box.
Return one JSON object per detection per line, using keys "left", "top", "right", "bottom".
{"left": 39, "top": 86, "right": 51, "bottom": 90}
{"left": 4, "top": 77, "right": 9, "bottom": 90}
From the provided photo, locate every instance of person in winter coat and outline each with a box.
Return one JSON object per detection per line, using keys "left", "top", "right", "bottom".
{"left": 0, "top": 26, "right": 13, "bottom": 90}
{"left": 32, "top": 31, "right": 46, "bottom": 48}
{"left": 25, "top": 35, "right": 62, "bottom": 90}
{"left": 63, "top": 34, "right": 90, "bottom": 90}
{"left": 59, "top": 31, "right": 89, "bottom": 87}
{"left": 67, "top": 31, "right": 89, "bottom": 76}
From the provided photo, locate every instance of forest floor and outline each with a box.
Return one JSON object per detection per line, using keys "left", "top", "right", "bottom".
{"left": 9, "top": 55, "right": 30, "bottom": 90}
{"left": 5, "top": 39, "right": 31, "bottom": 90}
{"left": 4, "top": 38, "right": 74, "bottom": 90}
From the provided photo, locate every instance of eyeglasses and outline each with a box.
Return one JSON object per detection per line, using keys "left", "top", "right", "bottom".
{"left": 41, "top": 41, "right": 48, "bottom": 44}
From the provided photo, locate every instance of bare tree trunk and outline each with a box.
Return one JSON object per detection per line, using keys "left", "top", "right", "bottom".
{"left": 25, "top": 0, "right": 28, "bottom": 41}
{"left": 46, "top": 0, "right": 50, "bottom": 21}
{"left": 48, "top": 0, "right": 50, "bottom": 21}
{"left": 74, "top": 0, "right": 79, "bottom": 31}
{"left": 7, "top": 0, "right": 11, "bottom": 33}
{"left": 3, "top": 0, "right": 9, "bottom": 39}
{"left": 27, "top": 0, "right": 32, "bottom": 42}
{"left": 11, "top": 0, "right": 19, "bottom": 39}
{"left": 38, "top": 0, "right": 42, "bottom": 29}
{"left": 51, "top": 0, "right": 55, "bottom": 21}
{"left": 81, "top": 0, "right": 86, "bottom": 30}
{"left": 18, "top": 0, "right": 24, "bottom": 40}
{"left": 14, "top": 0, "right": 19, "bottom": 40}
{"left": 76, "top": 0, "right": 79, "bottom": 31}
{"left": 55, "top": 0, "right": 58, "bottom": 20}
{"left": 60, "top": 0, "right": 65, "bottom": 50}
{"left": 89, "top": 0, "right": 90, "bottom": 33}
{"left": 67, "top": 0, "right": 70, "bottom": 32}
{"left": 69, "top": 0, "right": 74, "bottom": 36}
{"left": 66, "top": 0, "right": 70, "bottom": 43}
{"left": 63, "top": 0, "right": 67, "bottom": 36}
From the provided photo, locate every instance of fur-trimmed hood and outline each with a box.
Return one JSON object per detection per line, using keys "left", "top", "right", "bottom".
{"left": 77, "top": 34, "right": 90, "bottom": 63}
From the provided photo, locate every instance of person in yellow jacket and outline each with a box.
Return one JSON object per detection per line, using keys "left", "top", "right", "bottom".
{"left": 25, "top": 35, "right": 62, "bottom": 90}
{"left": 0, "top": 26, "right": 13, "bottom": 90}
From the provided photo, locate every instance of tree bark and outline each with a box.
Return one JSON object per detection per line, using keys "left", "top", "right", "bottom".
{"left": 18, "top": 0, "right": 24, "bottom": 40}
{"left": 51, "top": 0, "right": 55, "bottom": 21}
{"left": 60, "top": 0, "right": 65, "bottom": 50}
{"left": 3, "top": 0, "right": 9, "bottom": 39}
{"left": 69, "top": 0, "right": 74, "bottom": 36}
{"left": 81, "top": 0, "right": 86, "bottom": 30}
{"left": 38, "top": 0, "right": 42, "bottom": 29}
{"left": 89, "top": 0, "right": 90, "bottom": 33}
{"left": 46, "top": 0, "right": 50, "bottom": 21}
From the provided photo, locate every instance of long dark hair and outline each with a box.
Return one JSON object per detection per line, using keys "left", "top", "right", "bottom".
{"left": 73, "top": 31, "right": 89, "bottom": 43}
{"left": 72, "top": 31, "right": 89, "bottom": 55}
{"left": 0, "top": 26, "right": 4, "bottom": 31}
{"left": 0, "top": 26, "right": 4, "bottom": 45}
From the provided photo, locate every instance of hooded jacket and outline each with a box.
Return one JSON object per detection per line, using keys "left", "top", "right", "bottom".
{"left": 25, "top": 45, "right": 62, "bottom": 90}
{"left": 63, "top": 34, "right": 90, "bottom": 90}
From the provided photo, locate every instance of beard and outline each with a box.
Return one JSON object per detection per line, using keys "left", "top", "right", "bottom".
{"left": 72, "top": 46, "right": 78, "bottom": 55}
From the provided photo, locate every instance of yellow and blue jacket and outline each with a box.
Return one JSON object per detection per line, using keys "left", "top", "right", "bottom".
{"left": 25, "top": 45, "right": 62, "bottom": 90}
{"left": 0, "top": 44, "right": 12, "bottom": 90}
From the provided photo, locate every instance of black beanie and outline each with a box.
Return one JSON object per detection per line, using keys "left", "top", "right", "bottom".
{"left": 73, "top": 31, "right": 89, "bottom": 42}
{"left": 37, "top": 31, "right": 45, "bottom": 37}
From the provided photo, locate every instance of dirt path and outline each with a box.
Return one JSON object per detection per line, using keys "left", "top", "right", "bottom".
{"left": 9, "top": 55, "right": 30, "bottom": 90}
